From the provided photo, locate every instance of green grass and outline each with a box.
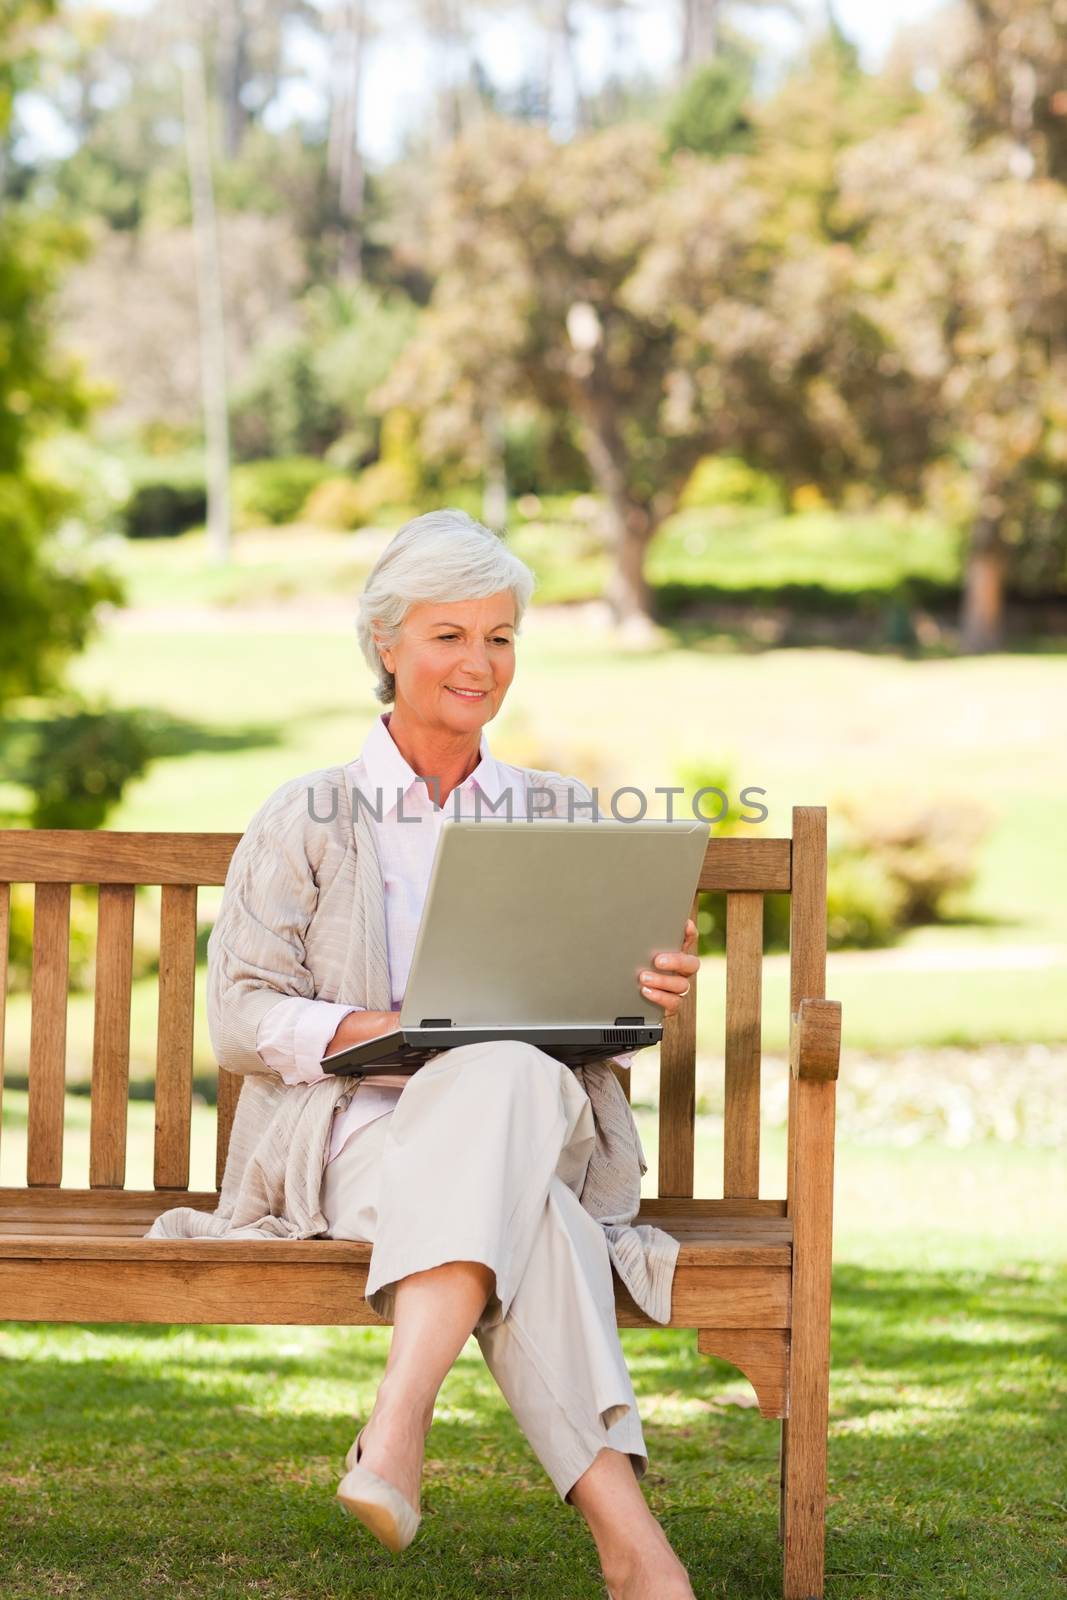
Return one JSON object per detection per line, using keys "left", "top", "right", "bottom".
{"left": 1, "top": 1133, "right": 1063, "bottom": 1599}
{"left": 98, "top": 525, "right": 385, "bottom": 611}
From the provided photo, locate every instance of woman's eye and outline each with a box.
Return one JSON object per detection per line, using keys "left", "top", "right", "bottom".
{"left": 437, "top": 635, "right": 511, "bottom": 644}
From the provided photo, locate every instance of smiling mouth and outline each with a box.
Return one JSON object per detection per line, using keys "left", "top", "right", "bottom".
{"left": 446, "top": 686, "right": 489, "bottom": 698}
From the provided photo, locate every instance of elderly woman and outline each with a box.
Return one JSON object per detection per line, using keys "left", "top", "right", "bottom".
{"left": 149, "top": 509, "right": 700, "bottom": 1600}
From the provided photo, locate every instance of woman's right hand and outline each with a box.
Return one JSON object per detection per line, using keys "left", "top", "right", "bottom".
{"left": 325, "top": 1009, "right": 400, "bottom": 1056}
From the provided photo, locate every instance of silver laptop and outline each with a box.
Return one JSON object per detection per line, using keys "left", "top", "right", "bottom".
{"left": 320, "top": 816, "right": 707, "bottom": 1076}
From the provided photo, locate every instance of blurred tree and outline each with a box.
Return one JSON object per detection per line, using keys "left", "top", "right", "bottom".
{"left": 212, "top": 0, "right": 311, "bottom": 160}
{"left": 586, "top": 0, "right": 638, "bottom": 123}
{"left": 180, "top": 0, "right": 231, "bottom": 562}
{"left": 410, "top": 0, "right": 484, "bottom": 146}
{"left": 59, "top": 213, "right": 305, "bottom": 434}
{"left": 837, "top": 108, "right": 1067, "bottom": 650}
{"left": 229, "top": 278, "right": 418, "bottom": 462}
{"left": 528, "top": 0, "right": 587, "bottom": 134}
{"left": 34, "top": 3, "right": 337, "bottom": 253}
{"left": 750, "top": 15, "right": 922, "bottom": 246}
{"left": 372, "top": 118, "right": 769, "bottom": 630}
{"left": 676, "top": 0, "right": 802, "bottom": 80}
{"left": 0, "top": 0, "right": 123, "bottom": 711}
{"left": 41, "top": 6, "right": 187, "bottom": 232}
{"left": 325, "top": 0, "right": 373, "bottom": 281}
{"left": 663, "top": 43, "right": 756, "bottom": 157}
{"left": 625, "top": 149, "right": 933, "bottom": 515}
{"left": 680, "top": 0, "right": 719, "bottom": 69}
{"left": 949, "top": 0, "right": 1067, "bottom": 184}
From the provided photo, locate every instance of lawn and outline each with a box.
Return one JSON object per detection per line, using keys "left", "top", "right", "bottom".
{"left": 1, "top": 1130, "right": 1062, "bottom": 1600}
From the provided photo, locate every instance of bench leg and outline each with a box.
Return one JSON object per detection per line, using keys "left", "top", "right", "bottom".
{"left": 780, "top": 1072, "right": 836, "bottom": 1599}
{"left": 779, "top": 1403, "right": 828, "bottom": 1599}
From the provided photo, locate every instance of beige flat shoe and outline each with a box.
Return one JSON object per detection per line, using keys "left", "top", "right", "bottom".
{"left": 336, "top": 1426, "right": 422, "bottom": 1554}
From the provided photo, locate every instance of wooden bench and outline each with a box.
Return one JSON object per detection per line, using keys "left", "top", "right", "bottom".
{"left": 0, "top": 805, "right": 841, "bottom": 1600}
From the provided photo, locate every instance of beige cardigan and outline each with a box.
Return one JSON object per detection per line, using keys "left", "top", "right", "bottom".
{"left": 145, "top": 762, "right": 679, "bottom": 1324}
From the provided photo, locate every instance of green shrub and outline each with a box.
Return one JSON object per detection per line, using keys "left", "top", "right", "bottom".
{"left": 503, "top": 409, "right": 592, "bottom": 497}
{"left": 664, "top": 52, "right": 755, "bottom": 159}
{"left": 0, "top": 704, "right": 158, "bottom": 991}
{"left": 350, "top": 458, "right": 418, "bottom": 523}
{"left": 678, "top": 454, "right": 785, "bottom": 513}
{"left": 14, "top": 704, "right": 155, "bottom": 830}
{"left": 832, "top": 792, "right": 991, "bottom": 925}
{"left": 124, "top": 477, "right": 207, "bottom": 538}
{"left": 825, "top": 852, "right": 908, "bottom": 948}
{"left": 298, "top": 408, "right": 435, "bottom": 529}
{"left": 229, "top": 338, "right": 342, "bottom": 461}
{"left": 231, "top": 456, "right": 333, "bottom": 527}
{"left": 301, "top": 474, "right": 369, "bottom": 531}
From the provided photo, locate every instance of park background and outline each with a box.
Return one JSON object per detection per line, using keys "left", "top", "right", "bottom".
{"left": 0, "top": 1, "right": 1064, "bottom": 1596}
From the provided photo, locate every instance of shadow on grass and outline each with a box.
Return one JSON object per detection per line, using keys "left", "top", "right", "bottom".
{"left": 0, "top": 706, "right": 284, "bottom": 770}
{"left": 0, "top": 1260, "right": 1063, "bottom": 1599}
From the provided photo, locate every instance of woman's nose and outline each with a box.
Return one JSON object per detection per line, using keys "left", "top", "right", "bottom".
{"left": 457, "top": 643, "right": 492, "bottom": 679}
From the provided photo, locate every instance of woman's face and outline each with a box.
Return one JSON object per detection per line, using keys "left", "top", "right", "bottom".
{"left": 376, "top": 591, "right": 517, "bottom": 735}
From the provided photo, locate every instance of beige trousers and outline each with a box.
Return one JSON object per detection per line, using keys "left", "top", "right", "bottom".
{"left": 319, "top": 1038, "right": 648, "bottom": 1503}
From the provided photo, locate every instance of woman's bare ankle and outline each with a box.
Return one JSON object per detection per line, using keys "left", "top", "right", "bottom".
{"left": 596, "top": 1507, "right": 694, "bottom": 1600}
{"left": 358, "top": 1403, "right": 428, "bottom": 1513}
{"left": 601, "top": 1540, "right": 694, "bottom": 1600}
{"left": 374, "top": 1372, "right": 435, "bottom": 1437}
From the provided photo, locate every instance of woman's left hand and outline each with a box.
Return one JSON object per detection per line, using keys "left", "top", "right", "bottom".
{"left": 638, "top": 917, "right": 700, "bottom": 1019}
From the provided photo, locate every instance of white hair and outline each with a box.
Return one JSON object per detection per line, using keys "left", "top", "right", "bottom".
{"left": 355, "top": 508, "right": 537, "bottom": 705}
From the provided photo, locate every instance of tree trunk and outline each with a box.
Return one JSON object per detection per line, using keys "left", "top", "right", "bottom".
{"left": 483, "top": 405, "right": 508, "bottom": 530}
{"left": 551, "top": 0, "right": 587, "bottom": 134}
{"left": 216, "top": 1, "right": 250, "bottom": 160}
{"left": 422, "top": 0, "right": 475, "bottom": 146}
{"left": 569, "top": 361, "right": 658, "bottom": 634}
{"left": 599, "top": 0, "right": 629, "bottom": 121}
{"left": 328, "top": 0, "right": 369, "bottom": 282}
{"left": 602, "top": 494, "right": 658, "bottom": 633}
{"left": 680, "top": 0, "right": 720, "bottom": 76}
{"left": 180, "top": 6, "right": 231, "bottom": 565}
{"left": 960, "top": 511, "right": 1007, "bottom": 652}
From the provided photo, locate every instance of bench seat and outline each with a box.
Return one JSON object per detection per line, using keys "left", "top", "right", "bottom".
{"left": 0, "top": 1189, "right": 792, "bottom": 1341}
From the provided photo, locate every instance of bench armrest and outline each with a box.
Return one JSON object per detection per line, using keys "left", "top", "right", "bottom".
{"left": 789, "top": 997, "right": 841, "bottom": 1083}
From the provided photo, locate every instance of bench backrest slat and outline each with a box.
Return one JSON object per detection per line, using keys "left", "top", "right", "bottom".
{"left": 154, "top": 884, "right": 198, "bottom": 1190}
{"left": 0, "top": 832, "right": 238, "bottom": 885}
{"left": 657, "top": 890, "right": 700, "bottom": 1197}
{"left": 28, "top": 882, "right": 71, "bottom": 1186}
{"left": 699, "top": 836, "right": 790, "bottom": 893}
{"left": 89, "top": 884, "right": 135, "bottom": 1188}
{"left": 724, "top": 890, "right": 763, "bottom": 1198}
{"left": 786, "top": 807, "right": 828, "bottom": 1211}
{"left": 0, "top": 883, "right": 8, "bottom": 1150}
{"left": 216, "top": 1064, "right": 242, "bottom": 1191}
